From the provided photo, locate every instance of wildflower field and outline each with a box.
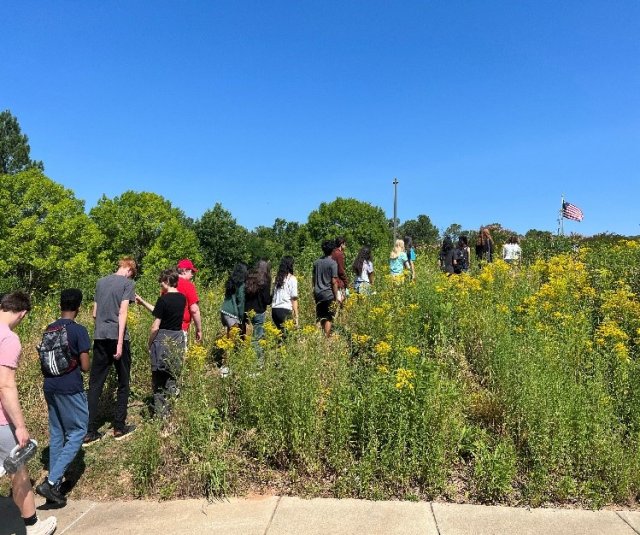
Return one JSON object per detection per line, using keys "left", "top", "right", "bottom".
{"left": 7, "top": 238, "right": 640, "bottom": 507}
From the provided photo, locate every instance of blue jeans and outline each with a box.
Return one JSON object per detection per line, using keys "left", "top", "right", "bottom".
{"left": 251, "top": 311, "right": 266, "bottom": 366}
{"left": 45, "top": 391, "right": 88, "bottom": 485}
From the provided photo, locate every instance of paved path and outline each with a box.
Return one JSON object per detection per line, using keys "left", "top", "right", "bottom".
{"left": 2, "top": 495, "right": 640, "bottom": 535}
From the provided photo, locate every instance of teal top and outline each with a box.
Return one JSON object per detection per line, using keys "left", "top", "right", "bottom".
{"left": 389, "top": 252, "right": 408, "bottom": 275}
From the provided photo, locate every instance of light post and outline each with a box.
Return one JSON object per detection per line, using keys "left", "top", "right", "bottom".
{"left": 393, "top": 177, "right": 399, "bottom": 242}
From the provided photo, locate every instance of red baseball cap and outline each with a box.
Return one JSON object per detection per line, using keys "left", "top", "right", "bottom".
{"left": 177, "top": 259, "right": 198, "bottom": 272}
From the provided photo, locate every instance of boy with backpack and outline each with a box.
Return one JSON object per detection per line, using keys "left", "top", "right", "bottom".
{"left": 35, "top": 289, "right": 90, "bottom": 506}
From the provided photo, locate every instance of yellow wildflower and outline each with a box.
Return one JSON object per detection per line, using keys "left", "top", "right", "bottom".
{"left": 374, "top": 341, "right": 392, "bottom": 357}
{"left": 395, "top": 368, "right": 415, "bottom": 390}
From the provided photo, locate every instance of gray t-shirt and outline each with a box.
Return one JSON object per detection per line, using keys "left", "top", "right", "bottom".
{"left": 93, "top": 274, "right": 135, "bottom": 340}
{"left": 313, "top": 256, "right": 338, "bottom": 302}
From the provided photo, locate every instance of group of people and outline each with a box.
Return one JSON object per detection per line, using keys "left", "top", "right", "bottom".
{"left": 4, "top": 228, "right": 501, "bottom": 532}
{"left": 439, "top": 228, "right": 523, "bottom": 275}
{"left": 0, "top": 256, "right": 203, "bottom": 534}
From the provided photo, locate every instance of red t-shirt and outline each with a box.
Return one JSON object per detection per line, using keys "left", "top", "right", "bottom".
{"left": 177, "top": 277, "right": 199, "bottom": 331}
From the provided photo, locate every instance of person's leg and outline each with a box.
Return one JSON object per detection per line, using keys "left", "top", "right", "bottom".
{"left": 152, "top": 370, "right": 168, "bottom": 418}
{"left": 113, "top": 340, "right": 131, "bottom": 432}
{"left": 252, "top": 312, "right": 266, "bottom": 341}
{"left": 44, "top": 391, "right": 64, "bottom": 482}
{"left": 47, "top": 392, "right": 88, "bottom": 485}
{"left": 87, "top": 339, "right": 113, "bottom": 433}
{"left": 12, "top": 467, "right": 36, "bottom": 518}
{"left": 1, "top": 424, "right": 36, "bottom": 518}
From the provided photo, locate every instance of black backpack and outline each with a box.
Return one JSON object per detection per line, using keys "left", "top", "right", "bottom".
{"left": 38, "top": 323, "right": 77, "bottom": 376}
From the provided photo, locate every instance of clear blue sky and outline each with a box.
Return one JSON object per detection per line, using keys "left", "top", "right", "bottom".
{"left": 3, "top": 1, "right": 639, "bottom": 236}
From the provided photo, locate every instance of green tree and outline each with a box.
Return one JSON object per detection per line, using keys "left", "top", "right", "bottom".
{"left": 89, "top": 191, "right": 198, "bottom": 276}
{"left": 443, "top": 223, "right": 463, "bottom": 242}
{"left": 0, "top": 110, "right": 44, "bottom": 175}
{"left": 306, "top": 198, "right": 391, "bottom": 253}
{"left": 246, "top": 218, "right": 311, "bottom": 265}
{"left": 194, "top": 203, "right": 250, "bottom": 278}
{"left": 0, "top": 169, "right": 107, "bottom": 293}
{"left": 398, "top": 215, "right": 439, "bottom": 246}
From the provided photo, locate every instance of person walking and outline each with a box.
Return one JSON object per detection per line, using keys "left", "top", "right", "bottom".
{"left": 313, "top": 240, "right": 342, "bottom": 336}
{"left": 502, "top": 235, "right": 523, "bottom": 265}
{"left": 352, "top": 246, "right": 375, "bottom": 294}
{"left": 36, "top": 289, "right": 90, "bottom": 506}
{"left": 439, "top": 236, "right": 456, "bottom": 275}
{"left": 331, "top": 237, "right": 349, "bottom": 301}
{"left": 137, "top": 259, "right": 203, "bottom": 345}
{"left": 389, "top": 239, "right": 413, "bottom": 280}
{"left": 0, "top": 291, "right": 57, "bottom": 535}
{"left": 148, "top": 269, "right": 186, "bottom": 418}
{"left": 84, "top": 257, "right": 137, "bottom": 445}
{"left": 404, "top": 236, "right": 417, "bottom": 280}
{"left": 244, "top": 260, "right": 272, "bottom": 363}
{"left": 481, "top": 227, "right": 494, "bottom": 263}
{"left": 175, "top": 259, "right": 203, "bottom": 343}
{"left": 220, "top": 263, "right": 247, "bottom": 336}
{"left": 271, "top": 256, "right": 299, "bottom": 334}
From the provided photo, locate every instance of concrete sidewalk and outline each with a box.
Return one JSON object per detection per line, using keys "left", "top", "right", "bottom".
{"left": 2, "top": 495, "right": 640, "bottom": 535}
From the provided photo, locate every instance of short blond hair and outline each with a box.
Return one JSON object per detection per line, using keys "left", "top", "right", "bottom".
{"left": 118, "top": 257, "right": 138, "bottom": 278}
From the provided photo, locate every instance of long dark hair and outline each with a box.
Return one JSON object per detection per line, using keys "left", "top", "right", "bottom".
{"left": 274, "top": 256, "right": 294, "bottom": 290}
{"left": 352, "top": 246, "right": 372, "bottom": 276}
{"left": 441, "top": 236, "right": 454, "bottom": 253}
{"left": 245, "top": 259, "right": 271, "bottom": 295}
{"left": 225, "top": 263, "right": 247, "bottom": 298}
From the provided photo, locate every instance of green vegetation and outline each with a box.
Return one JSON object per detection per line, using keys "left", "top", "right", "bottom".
{"left": 4, "top": 238, "right": 640, "bottom": 508}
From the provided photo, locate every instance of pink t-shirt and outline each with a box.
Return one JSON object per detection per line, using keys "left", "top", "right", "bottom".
{"left": 0, "top": 323, "right": 21, "bottom": 426}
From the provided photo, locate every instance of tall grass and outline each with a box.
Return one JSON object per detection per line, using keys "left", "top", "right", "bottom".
{"left": 5, "top": 239, "right": 640, "bottom": 507}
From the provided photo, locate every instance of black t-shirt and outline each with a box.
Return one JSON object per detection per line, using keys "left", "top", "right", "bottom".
{"left": 153, "top": 292, "right": 187, "bottom": 331}
{"left": 43, "top": 319, "right": 91, "bottom": 395}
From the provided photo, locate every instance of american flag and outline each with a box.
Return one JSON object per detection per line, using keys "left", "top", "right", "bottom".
{"left": 562, "top": 201, "right": 584, "bottom": 222}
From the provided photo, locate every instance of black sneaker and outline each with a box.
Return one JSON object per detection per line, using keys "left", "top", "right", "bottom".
{"left": 82, "top": 431, "right": 104, "bottom": 447}
{"left": 113, "top": 424, "right": 136, "bottom": 441}
{"left": 36, "top": 478, "right": 67, "bottom": 505}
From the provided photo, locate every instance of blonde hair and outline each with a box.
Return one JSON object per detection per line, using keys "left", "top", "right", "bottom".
{"left": 389, "top": 239, "right": 405, "bottom": 259}
{"left": 118, "top": 257, "right": 138, "bottom": 278}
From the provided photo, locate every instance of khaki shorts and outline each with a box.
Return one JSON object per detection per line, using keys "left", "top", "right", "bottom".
{"left": 0, "top": 424, "right": 18, "bottom": 464}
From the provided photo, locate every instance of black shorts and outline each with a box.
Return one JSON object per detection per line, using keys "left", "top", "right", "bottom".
{"left": 315, "top": 299, "right": 335, "bottom": 323}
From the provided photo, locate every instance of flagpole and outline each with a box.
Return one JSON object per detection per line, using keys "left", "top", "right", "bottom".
{"left": 558, "top": 194, "right": 564, "bottom": 236}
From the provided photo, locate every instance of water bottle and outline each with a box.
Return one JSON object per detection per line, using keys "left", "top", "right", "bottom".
{"left": 2, "top": 439, "right": 38, "bottom": 475}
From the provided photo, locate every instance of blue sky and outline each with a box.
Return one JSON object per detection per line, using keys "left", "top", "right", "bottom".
{"left": 3, "top": 1, "right": 639, "bottom": 236}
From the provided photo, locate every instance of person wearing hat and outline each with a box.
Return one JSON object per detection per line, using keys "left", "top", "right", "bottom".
{"left": 137, "top": 259, "right": 203, "bottom": 344}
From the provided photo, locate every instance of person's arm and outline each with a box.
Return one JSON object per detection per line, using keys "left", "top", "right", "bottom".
{"left": 92, "top": 302, "right": 97, "bottom": 320}
{"left": 190, "top": 303, "right": 203, "bottom": 342}
{"left": 338, "top": 255, "right": 349, "bottom": 287}
{"left": 115, "top": 300, "right": 129, "bottom": 359}
{"left": 148, "top": 318, "right": 161, "bottom": 350}
{"left": 135, "top": 294, "right": 154, "bottom": 313}
{"left": 369, "top": 271, "right": 375, "bottom": 286}
{"left": 0, "top": 366, "right": 29, "bottom": 447}
{"left": 79, "top": 352, "right": 90, "bottom": 372}
{"left": 332, "top": 278, "right": 342, "bottom": 302}
{"left": 291, "top": 298, "right": 299, "bottom": 327}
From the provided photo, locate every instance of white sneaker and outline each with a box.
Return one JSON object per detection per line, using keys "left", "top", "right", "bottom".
{"left": 26, "top": 516, "right": 57, "bottom": 535}
{"left": 219, "top": 366, "right": 230, "bottom": 378}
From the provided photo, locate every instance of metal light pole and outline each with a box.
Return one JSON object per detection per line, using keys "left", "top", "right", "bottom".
{"left": 393, "top": 177, "right": 399, "bottom": 242}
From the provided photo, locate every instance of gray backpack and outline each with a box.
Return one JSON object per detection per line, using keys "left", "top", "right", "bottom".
{"left": 38, "top": 324, "right": 76, "bottom": 376}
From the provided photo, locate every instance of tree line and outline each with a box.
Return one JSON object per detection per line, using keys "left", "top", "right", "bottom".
{"left": 2, "top": 109, "right": 631, "bottom": 296}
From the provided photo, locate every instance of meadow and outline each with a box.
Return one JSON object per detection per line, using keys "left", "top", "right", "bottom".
{"left": 6, "top": 238, "right": 640, "bottom": 508}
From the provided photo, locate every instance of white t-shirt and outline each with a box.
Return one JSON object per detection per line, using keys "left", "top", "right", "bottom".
{"left": 271, "top": 274, "right": 298, "bottom": 310}
{"left": 357, "top": 260, "right": 374, "bottom": 283}
{"left": 502, "top": 243, "right": 522, "bottom": 261}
